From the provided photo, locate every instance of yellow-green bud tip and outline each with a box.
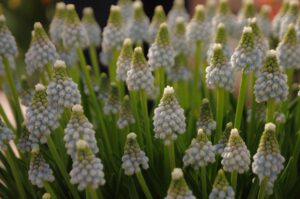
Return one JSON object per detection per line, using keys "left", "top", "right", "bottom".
{"left": 127, "top": 132, "right": 137, "bottom": 139}
{"left": 72, "top": 104, "right": 84, "bottom": 113}
{"left": 54, "top": 60, "right": 66, "bottom": 69}
{"left": 265, "top": 122, "right": 276, "bottom": 131}
{"left": 171, "top": 168, "right": 183, "bottom": 180}
{"left": 164, "top": 86, "right": 175, "bottom": 96}
{"left": 35, "top": 83, "right": 45, "bottom": 91}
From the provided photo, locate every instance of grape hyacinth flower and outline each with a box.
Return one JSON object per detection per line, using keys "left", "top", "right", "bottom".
{"left": 148, "top": 23, "right": 175, "bottom": 71}
{"left": 231, "top": 26, "right": 263, "bottom": 74}
{"left": 25, "top": 22, "right": 58, "bottom": 75}
{"left": 186, "top": 5, "right": 212, "bottom": 51}
{"left": 117, "top": 0, "right": 133, "bottom": 22}
{"left": 28, "top": 147, "right": 55, "bottom": 188}
{"left": 272, "top": 0, "right": 289, "bottom": 38}
{"left": 206, "top": 43, "right": 233, "bottom": 92}
{"left": 207, "top": 23, "right": 232, "bottom": 62}
{"left": 62, "top": 4, "right": 89, "bottom": 50}
{"left": 25, "top": 84, "right": 59, "bottom": 144}
{"left": 257, "top": 5, "right": 271, "bottom": 37}
{"left": 82, "top": 7, "right": 101, "bottom": 47}
{"left": 121, "top": 133, "right": 149, "bottom": 175}
{"left": 274, "top": 112, "right": 286, "bottom": 124}
{"left": 221, "top": 128, "right": 251, "bottom": 173}
{"left": 103, "top": 83, "right": 120, "bottom": 115}
{"left": 17, "top": 125, "right": 35, "bottom": 153}
{"left": 116, "top": 38, "right": 133, "bottom": 81}
{"left": 42, "top": 193, "right": 51, "bottom": 199}
{"left": 252, "top": 123, "right": 285, "bottom": 195}
{"left": 70, "top": 140, "right": 105, "bottom": 191}
{"left": 212, "top": 0, "right": 237, "bottom": 38}
{"left": 101, "top": 6, "right": 126, "bottom": 54}
{"left": 248, "top": 18, "right": 269, "bottom": 59}
{"left": 214, "top": 122, "right": 233, "bottom": 155}
{"left": 148, "top": 5, "right": 166, "bottom": 44}
{"left": 209, "top": 169, "right": 235, "bottom": 199}
{"left": 172, "top": 17, "right": 190, "bottom": 56}
{"left": 196, "top": 99, "right": 216, "bottom": 135}
{"left": 0, "top": 15, "right": 18, "bottom": 69}
{"left": 0, "top": 119, "right": 15, "bottom": 150}
{"left": 205, "top": 0, "right": 217, "bottom": 21}
{"left": 167, "top": 55, "right": 191, "bottom": 82}
{"left": 279, "top": 1, "right": 299, "bottom": 39}
{"left": 167, "top": 0, "right": 189, "bottom": 32}
{"left": 64, "top": 104, "right": 99, "bottom": 159}
{"left": 254, "top": 50, "right": 288, "bottom": 103}
{"left": 47, "top": 60, "right": 81, "bottom": 109}
{"left": 153, "top": 86, "right": 186, "bottom": 145}
{"left": 127, "top": 1, "right": 149, "bottom": 44}
{"left": 57, "top": 48, "right": 77, "bottom": 67}
{"left": 97, "top": 73, "right": 110, "bottom": 102}
{"left": 165, "top": 168, "right": 196, "bottom": 199}
{"left": 49, "top": 2, "right": 66, "bottom": 45}
{"left": 126, "top": 47, "right": 154, "bottom": 91}
{"left": 277, "top": 24, "right": 300, "bottom": 69}
{"left": 117, "top": 95, "right": 135, "bottom": 129}
{"left": 237, "top": 0, "right": 256, "bottom": 32}
{"left": 183, "top": 129, "right": 215, "bottom": 169}
{"left": 19, "top": 75, "right": 34, "bottom": 107}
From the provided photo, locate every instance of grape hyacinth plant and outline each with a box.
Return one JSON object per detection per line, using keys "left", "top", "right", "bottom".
{"left": 0, "top": 2, "right": 300, "bottom": 199}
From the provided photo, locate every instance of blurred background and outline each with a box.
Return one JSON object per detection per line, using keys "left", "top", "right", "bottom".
{"left": 0, "top": 0, "right": 283, "bottom": 54}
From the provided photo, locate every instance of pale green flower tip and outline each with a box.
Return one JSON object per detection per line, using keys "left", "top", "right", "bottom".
{"left": 193, "top": 4, "right": 205, "bottom": 21}
{"left": 0, "top": 15, "right": 6, "bottom": 24}
{"left": 42, "top": 193, "right": 51, "bottom": 199}
{"left": 171, "top": 168, "right": 183, "bottom": 180}
{"left": 228, "top": 128, "right": 244, "bottom": 145}
{"left": 152, "top": 5, "right": 166, "bottom": 23}
{"left": 215, "top": 23, "right": 227, "bottom": 43}
{"left": 72, "top": 104, "right": 84, "bottom": 113}
{"left": 163, "top": 85, "right": 175, "bottom": 96}
{"left": 54, "top": 2, "right": 67, "bottom": 18}
{"left": 212, "top": 43, "right": 225, "bottom": 63}
{"left": 202, "top": 98, "right": 210, "bottom": 105}
{"left": 197, "top": 128, "right": 209, "bottom": 141}
{"left": 240, "top": 26, "right": 255, "bottom": 49}
{"left": 173, "top": 0, "right": 185, "bottom": 8}
{"left": 213, "top": 169, "right": 228, "bottom": 187}
{"left": 35, "top": 83, "right": 45, "bottom": 91}
{"left": 283, "top": 23, "right": 297, "bottom": 44}
{"left": 76, "top": 139, "right": 88, "bottom": 150}
{"left": 127, "top": 132, "right": 137, "bottom": 140}
{"left": 110, "top": 82, "right": 119, "bottom": 95}
{"left": 132, "top": 47, "right": 147, "bottom": 66}
{"left": 133, "top": 1, "right": 145, "bottom": 20}
{"left": 155, "top": 22, "right": 171, "bottom": 46}
{"left": 123, "top": 95, "right": 130, "bottom": 102}
{"left": 288, "top": 1, "right": 299, "bottom": 15}
{"left": 248, "top": 18, "right": 262, "bottom": 36}
{"left": 66, "top": 4, "right": 79, "bottom": 22}
{"left": 118, "top": 0, "right": 131, "bottom": 5}
{"left": 218, "top": 0, "right": 230, "bottom": 14}
{"left": 33, "top": 22, "right": 47, "bottom": 37}
{"left": 242, "top": 0, "right": 256, "bottom": 18}
{"left": 120, "top": 38, "right": 133, "bottom": 58}
{"left": 82, "top": 7, "right": 96, "bottom": 23}
{"left": 175, "top": 17, "right": 186, "bottom": 35}
{"left": 108, "top": 5, "right": 123, "bottom": 25}
{"left": 31, "top": 146, "right": 40, "bottom": 154}
{"left": 261, "top": 50, "right": 280, "bottom": 73}
{"left": 54, "top": 60, "right": 66, "bottom": 69}
{"left": 265, "top": 122, "right": 276, "bottom": 132}
{"left": 260, "top": 5, "right": 271, "bottom": 17}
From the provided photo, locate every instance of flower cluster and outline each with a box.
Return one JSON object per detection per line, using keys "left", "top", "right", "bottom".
{"left": 121, "top": 133, "right": 149, "bottom": 175}
{"left": 0, "top": 119, "right": 15, "bottom": 150}
{"left": 116, "top": 38, "right": 133, "bottom": 81}
{"left": 209, "top": 169, "right": 235, "bottom": 199}
{"left": 148, "top": 5, "right": 166, "bottom": 44}
{"left": 117, "top": 95, "right": 135, "bottom": 129}
{"left": 82, "top": 7, "right": 101, "bottom": 47}
{"left": 28, "top": 147, "right": 55, "bottom": 188}
{"left": 167, "top": 0, "right": 189, "bottom": 32}
{"left": 166, "top": 168, "right": 196, "bottom": 199}
{"left": 183, "top": 129, "right": 215, "bottom": 169}
{"left": 103, "top": 83, "right": 120, "bottom": 115}
{"left": 172, "top": 17, "right": 190, "bottom": 56}
{"left": 252, "top": 123, "right": 285, "bottom": 195}
{"left": 279, "top": 1, "right": 299, "bottom": 39}
{"left": 254, "top": 50, "right": 288, "bottom": 103}
{"left": 64, "top": 104, "right": 99, "bottom": 159}
{"left": 196, "top": 99, "right": 216, "bottom": 135}
{"left": 17, "top": 125, "right": 34, "bottom": 153}
{"left": 214, "top": 122, "right": 233, "bottom": 155}
{"left": 153, "top": 86, "right": 186, "bottom": 145}
{"left": 70, "top": 140, "right": 105, "bottom": 191}
{"left": 221, "top": 128, "right": 251, "bottom": 173}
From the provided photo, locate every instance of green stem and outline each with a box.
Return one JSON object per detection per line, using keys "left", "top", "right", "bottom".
{"left": 45, "top": 63, "right": 53, "bottom": 80}
{"left": 248, "top": 73, "right": 257, "bottom": 148}
{"left": 200, "top": 167, "right": 207, "bottom": 199}
{"left": 192, "top": 41, "right": 201, "bottom": 109}
{"left": 76, "top": 48, "right": 116, "bottom": 170}
{"left": 258, "top": 178, "right": 268, "bottom": 199}
{"left": 109, "top": 49, "right": 119, "bottom": 82}
{"left": 155, "top": 67, "right": 165, "bottom": 97}
{"left": 139, "top": 90, "right": 153, "bottom": 163}
{"left": 266, "top": 100, "right": 275, "bottom": 122}
{"left": 3, "top": 56, "right": 24, "bottom": 125}
{"left": 295, "top": 98, "right": 300, "bottom": 130}
{"left": 234, "top": 70, "right": 249, "bottom": 130}
{"left": 231, "top": 171, "right": 238, "bottom": 192}
{"left": 47, "top": 136, "right": 80, "bottom": 199}
{"left": 44, "top": 182, "right": 58, "bottom": 199}
{"left": 88, "top": 45, "right": 101, "bottom": 83}
{"left": 168, "top": 142, "right": 176, "bottom": 170}
{"left": 5, "top": 149, "right": 26, "bottom": 199}
{"left": 86, "top": 185, "right": 100, "bottom": 199}
{"left": 136, "top": 172, "right": 153, "bottom": 199}
{"left": 216, "top": 88, "right": 225, "bottom": 141}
